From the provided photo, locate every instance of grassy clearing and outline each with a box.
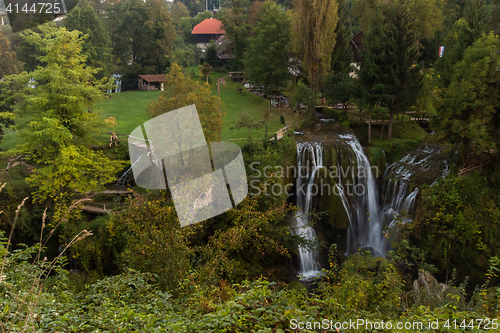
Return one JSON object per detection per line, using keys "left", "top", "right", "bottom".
{"left": 98, "top": 90, "right": 161, "bottom": 136}
{"left": 0, "top": 68, "right": 301, "bottom": 152}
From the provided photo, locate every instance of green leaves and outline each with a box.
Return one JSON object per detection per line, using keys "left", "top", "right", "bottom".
{"left": 2, "top": 24, "right": 123, "bottom": 218}
{"left": 244, "top": 1, "right": 291, "bottom": 95}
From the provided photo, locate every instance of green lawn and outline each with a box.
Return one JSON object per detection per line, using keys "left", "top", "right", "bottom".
{"left": 98, "top": 90, "right": 161, "bottom": 136}
{"left": 0, "top": 70, "right": 300, "bottom": 151}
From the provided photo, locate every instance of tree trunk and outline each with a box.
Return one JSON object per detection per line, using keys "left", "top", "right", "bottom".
{"left": 368, "top": 108, "right": 372, "bottom": 143}
{"left": 217, "top": 77, "right": 221, "bottom": 141}
{"left": 380, "top": 125, "right": 384, "bottom": 140}
{"left": 343, "top": 103, "right": 348, "bottom": 120}
{"left": 310, "top": 83, "right": 317, "bottom": 120}
{"left": 388, "top": 109, "right": 395, "bottom": 140}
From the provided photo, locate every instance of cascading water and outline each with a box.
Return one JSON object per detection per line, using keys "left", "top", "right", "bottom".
{"left": 291, "top": 131, "right": 450, "bottom": 273}
{"left": 294, "top": 142, "right": 323, "bottom": 279}
{"left": 381, "top": 145, "right": 449, "bottom": 227}
{"left": 336, "top": 134, "right": 386, "bottom": 256}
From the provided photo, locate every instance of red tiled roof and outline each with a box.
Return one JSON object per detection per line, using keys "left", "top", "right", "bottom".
{"left": 192, "top": 18, "right": 225, "bottom": 35}
{"left": 139, "top": 74, "right": 166, "bottom": 83}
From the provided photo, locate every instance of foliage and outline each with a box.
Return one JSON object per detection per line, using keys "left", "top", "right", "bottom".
{"left": 324, "top": 0, "right": 355, "bottom": 119}
{"left": 63, "top": 0, "right": 112, "bottom": 78}
{"left": 148, "top": 63, "right": 224, "bottom": 143}
{"left": 205, "top": 43, "right": 219, "bottom": 68}
{"left": 292, "top": 0, "right": 339, "bottom": 118}
{"left": 199, "top": 62, "right": 212, "bottom": 82}
{"left": 221, "top": 0, "right": 250, "bottom": 70}
{"left": 172, "top": 36, "right": 199, "bottom": 67}
{"left": 435, "top": 17, "right": 485, "bottom": 88}
{"left": 286, "top": 79, "right": 311, "bottom": 112}
{"left": 436, "top": 32, "right": 500, "bottom": 155}
{"left": 411, "top": 175, "right": 500, "bottom": 286}
{"left": 0, "top": 28, "right": 22, "bottom": 145}
{"left": 107, "top": 0, "right": 176, "bottom": 74}
{"left": 0, "top": 24, "right": 123, "bottom": 219}
{"left": 353, "top": 0, "right": 443, "bottom": 41}
{"left": 230, "top": 113, "right": 265, "bottom": 141}
{"left": 244, "top": 1, "right": 291, "bottom": 95}
{"left": 111, "top": 195, "right": 195, "bottom": 291}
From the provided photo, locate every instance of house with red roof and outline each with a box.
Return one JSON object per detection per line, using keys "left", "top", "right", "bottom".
{"left": 191, "top": 18, "right": 225, "bottom": 49}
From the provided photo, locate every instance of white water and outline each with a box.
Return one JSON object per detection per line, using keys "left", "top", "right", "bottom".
{"left": 338, "top": 134, "right": 386, "bottom": 256}
{"left": 294, "top": 142, "right": 323, "bottom": 279}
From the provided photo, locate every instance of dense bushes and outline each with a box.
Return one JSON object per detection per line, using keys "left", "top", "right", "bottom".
{"left": 408, "top": 175, "right": 500, "bottom": 286}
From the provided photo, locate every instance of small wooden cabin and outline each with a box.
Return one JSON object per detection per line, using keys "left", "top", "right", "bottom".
{"left": 138, "top": 74, "right": 166, "bottom": 91}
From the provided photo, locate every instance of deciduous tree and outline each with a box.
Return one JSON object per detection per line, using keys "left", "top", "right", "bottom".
{"left": 437, "top": 33, "right": 500, "bottom": 160}
{"left": 291, "top": 0, "right": 339, "bottom": 119}
{"left": 148, "top": 63, "right": 224, "bottom": 143}
{"left": 0, "top": 24, "right": 123, "bottom": 218}
{"left": 64, "top": 0, "right": 112, "bottom": 78}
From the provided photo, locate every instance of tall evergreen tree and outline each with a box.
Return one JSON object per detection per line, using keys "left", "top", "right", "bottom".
{"left": 244, "top": 1, "right": 291, "bottom": 95}
{"left": 221, "top": 0, "right": 250, "bottom": 70}
{"left": 382, "top": 2, "right": 422, "bottom": 141}
{"left": 324, "top": 0, "right": 356, "bottom": 119}
{"left": 357, "top": 11, "right": 387, "bottom": 143}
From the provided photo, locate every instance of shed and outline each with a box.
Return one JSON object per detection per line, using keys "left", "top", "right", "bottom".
{"left": 138, "top": 74, "right": 166, "bottom": 91}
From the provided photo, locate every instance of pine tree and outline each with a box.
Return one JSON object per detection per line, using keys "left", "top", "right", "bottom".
{"left": 244, "top": 1, "right": 291, "bottom": 95}
{"left": 381, "top": 1, "right": 422, "bottom": 141}
{"left": 357, "top": 11, "right": 387, "bottom": 143}
{"left": 324, "top": 0, "right": 356, "bottom": 119}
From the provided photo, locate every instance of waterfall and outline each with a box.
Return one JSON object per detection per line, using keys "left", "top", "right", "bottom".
{"left": 338, "top": 134, "right": 386, "bottom": 256}
{"left": 294, "top": 142, "right": 323, "bottom": 279}
{"left": 117, "top": 153, "right": 143, "bottom": 186}
{"left": 381, "top": 145, "right": 448, "bottom": 227}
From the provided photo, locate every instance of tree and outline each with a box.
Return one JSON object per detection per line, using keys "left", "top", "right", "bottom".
{"left": 437, "top": 33, "right": 500, "bottom": 161}
{"left": 0, "top": 24, "right": 123, "bottom": 218}
{"left": 148, "top": 63, "right": 224, "bottom": 143}
{"left": 170, "top": 0, "right": 191, "bottom": 31}
{"left": 230, "top": 113, "right": 265, "bottom": 142}
{"left": 357, "top": 11, "right": 387, "bottom": 142}
{"left": 244, "top": 1, "right": 291, "bottom": 95}
{"left": 0, "top": 27, "right": 22, "bottom": 145}
{"left": 287, "top": 79, "right": 311, "bottom": 112}
{"left": 324, "top": 0, "right": 356, "bottom": 120}
{"left": 0, "top": 28, "right": 21, "bottom": 78}
{"left": 435, "top": 16, "right": 484, "bottom": 88}
{"left": 200, "top": 62, "right": 212, "bottom": 82}
{"left": 221, "top": 0, "right": 250, "bottom": 70}
{"left": 205, "top": 43, "right": 219, "bottom": 68}
{"left": 381, "top": 2, "right": 422, "bottom": 140}
{"left": 353, "top": 0, "right": 443, "bottom": 42}
{"left": 107, "top": 0, "right": 176, "bottom": 74}
{"left": 292, "top": 0, "right": 339, "bottom": 119}
{"left": 63, "top": 0, "right": 112, "bottom": 78}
